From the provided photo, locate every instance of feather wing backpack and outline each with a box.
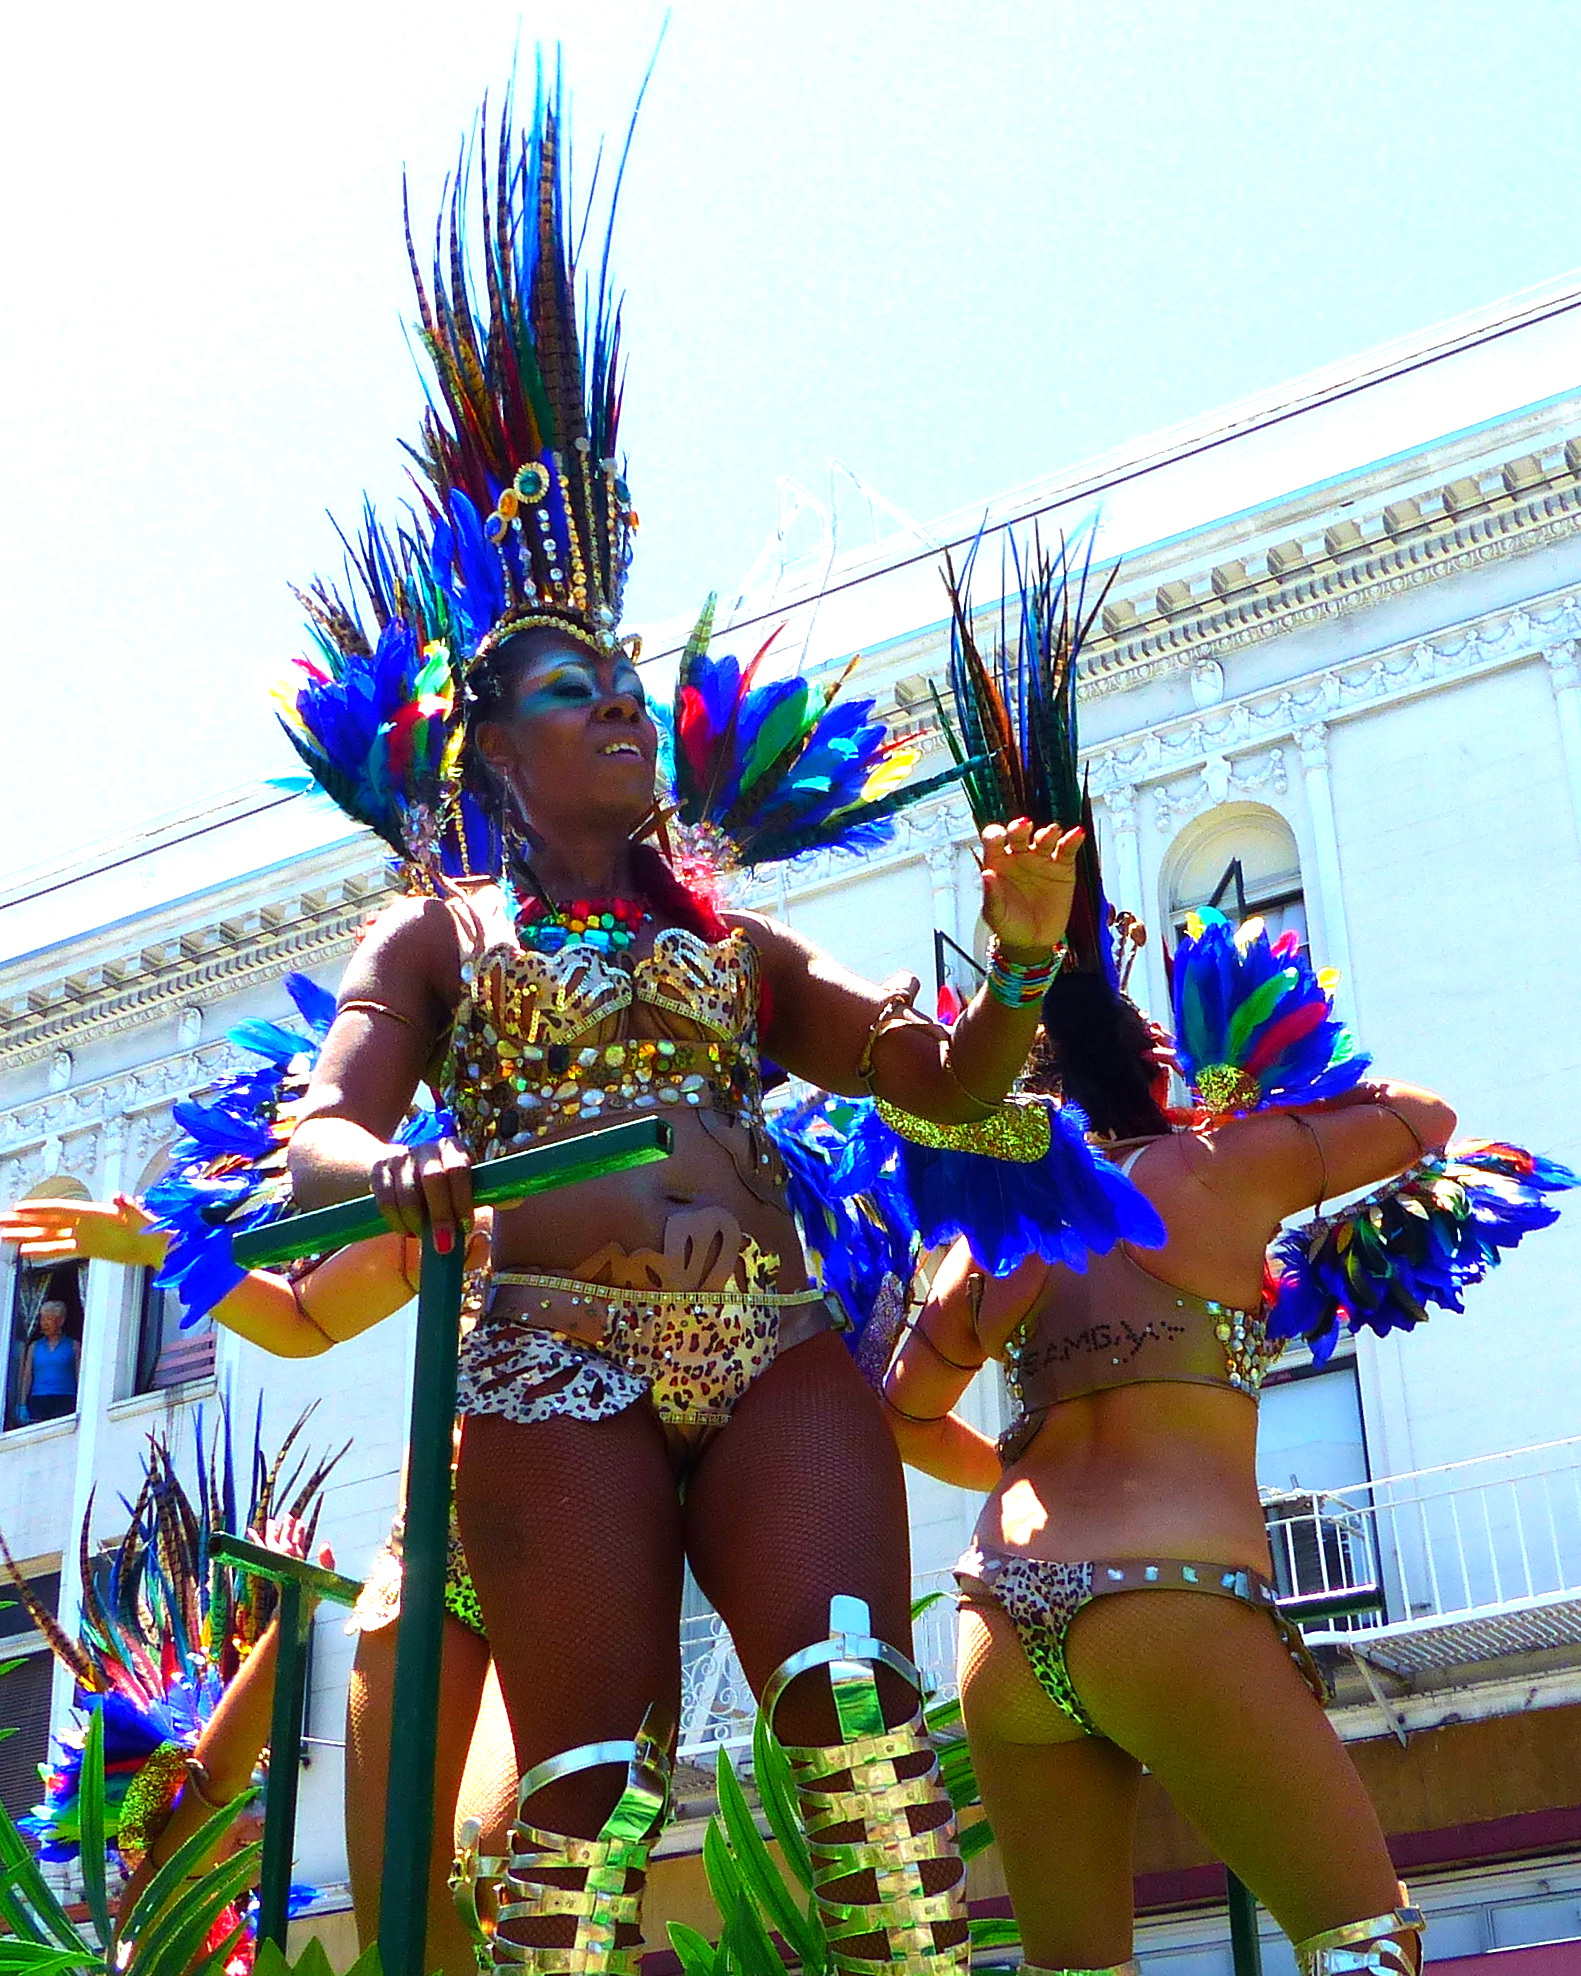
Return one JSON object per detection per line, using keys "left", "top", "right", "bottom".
{"left": 144, "top": 971, "right": 451, "bottom": 1329}
{"left": 1267, "top": 1141, "right": 1577, "bottom": 1363}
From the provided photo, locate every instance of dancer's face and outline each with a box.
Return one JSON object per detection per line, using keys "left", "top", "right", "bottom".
{"left": 477, "top": 630, "right": 658, "bottom": 831}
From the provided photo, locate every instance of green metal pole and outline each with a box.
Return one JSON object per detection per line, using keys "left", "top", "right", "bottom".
{"left": 1228, "top": 1870, "right": 1264, "bottom": 1976}
{"left": 225, "top": 1116, "right": 674, "bottom": 1976}
{"left": 256, "top": 1578, "right": 312, "bottom": 1952}
{"left": 232, "top": 1118, "right": 673, "bottom": 1268}
{"left": 377, "top": 1229, "right": 466, "bottom": 1976}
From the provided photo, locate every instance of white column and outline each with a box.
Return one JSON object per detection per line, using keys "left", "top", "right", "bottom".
{"left": 925, "top": 838, "right": 965, "bottom": 995}
{"left": 1296, "top": 723, "right": 1358, "bottom": 1020}
{"left": 1102, "top": 782, "right": 1145, "bottom": 924}
{"left": 1544, "top": 640, "right": 1581, "bottom": 856}
{"left": 50, "top": 1115, "right": 128, "bottom": 1734}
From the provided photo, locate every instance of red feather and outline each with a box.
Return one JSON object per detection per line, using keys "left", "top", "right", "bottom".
{"left": 1243, "top": 999, "right": 1326, "bottom": 1078}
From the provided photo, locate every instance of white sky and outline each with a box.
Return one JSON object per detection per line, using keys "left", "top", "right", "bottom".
{"left": 5, "top": 0, "right": 1581, "bottom": 879}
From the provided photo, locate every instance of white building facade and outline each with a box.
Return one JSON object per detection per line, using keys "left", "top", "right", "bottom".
{"left": 5, "top": 281, "right": 1581, "bottom": 1967}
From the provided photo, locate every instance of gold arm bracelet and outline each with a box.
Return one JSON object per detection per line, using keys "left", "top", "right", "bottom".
{"left": 1290, "top": 1113, "right": 1330, "bottom": 1212}
{"left": 857, "top": 978, "right": 949, "bottom": 1092}
{"left": 941, "top": 1055, "right": 1001, "bottom": 1116}
{"left": 338, "top": 997, "right": 422, "bottom": 1031}
{"left": 910, "top": 1316, "right": 984, "bottom": 1374}
{"left": 1376, "top": 1098, "right": 1428, "bottom": 1158}
{"left": 181, "top": 1758, "right": 233, "bottom": 1815}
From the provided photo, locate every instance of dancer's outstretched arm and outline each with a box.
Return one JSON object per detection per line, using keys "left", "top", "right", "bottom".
{"left": 0, "top": 1198, "right": 487, "bottom": 1358}
{"left": 748, "top": 819, "right": 1085, "bottom": 1122}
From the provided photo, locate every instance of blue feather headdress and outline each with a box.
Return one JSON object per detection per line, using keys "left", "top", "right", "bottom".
{"left": 1171, "top": 906, "right": 1369, "bottom": 1115}
{"left": 663, "top": 597, "right": 972, "bottom": 874}
{"left": 144, "top": 973, "right": 450, "bottom": 1328}
{"left": 1267, "top": 1140, "right": 1577, "bottom": 1362}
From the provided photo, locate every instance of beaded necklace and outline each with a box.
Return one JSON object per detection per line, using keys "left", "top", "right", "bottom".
{"left": 514, "top": 892, "right": 651, "bottom": 956}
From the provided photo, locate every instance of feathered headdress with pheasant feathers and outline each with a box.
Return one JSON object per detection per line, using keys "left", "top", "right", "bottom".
{"left": 275, "top": 68, "right": 954, "bottom": 892}
{"left": 3, "top": 1412, "right": 342, "bottom": 1871}
{"left": 934, "top": 528, "right": 1126, "bottom": 985}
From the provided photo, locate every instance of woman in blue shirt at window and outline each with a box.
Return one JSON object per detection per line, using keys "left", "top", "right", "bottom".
{"left": 19, "top": 1298, "right": 78, "bottom": 1422}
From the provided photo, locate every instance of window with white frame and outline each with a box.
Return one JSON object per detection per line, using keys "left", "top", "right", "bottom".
{"left": 4, "top": 1259, "right": 84, "bottom": 1433}
{"left": 126, "top": 1146, "right": 214, "bottom": 1397}
{"left": 132, "top": 1267, "right": 215, "bottom": 1395}
{"left": 1167, "top": 804, "right": 1308, "bottom": 950}
{"left": 1258, "top": 1350, "right": 1381, "bottom": 1625}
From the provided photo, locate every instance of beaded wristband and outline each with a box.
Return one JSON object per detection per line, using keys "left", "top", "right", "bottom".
{"left": 986, "top": 938, "right": 1065, "bottom": 1007}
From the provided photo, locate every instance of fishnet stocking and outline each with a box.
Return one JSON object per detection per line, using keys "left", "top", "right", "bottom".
{"left": 960, "top": 1583, "right": 1404, "bottom": 1966}
{"left": 688, "top": 1332, "right": 965, "bottom": 1957}
{"left": 346, "top": 1617, "right": 493, "bottom": 1976}
{"left": 455, "top": 1334, "right": 965, "bottom": 1962}
{"left": 455, "top": 1403, "right": 684, "bottom": 1951}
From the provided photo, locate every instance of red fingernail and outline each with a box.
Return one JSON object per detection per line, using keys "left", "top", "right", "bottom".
{"left": 434, "top": 1226, "right": 455, "bottom": 1255}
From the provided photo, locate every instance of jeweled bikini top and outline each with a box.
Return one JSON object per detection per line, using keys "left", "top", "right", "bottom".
{"left": 441, "top": 924, "right": 766, "bottom": 1165}
{"left": 995, "top": 1243, "right": 1283, "bottom": 1463}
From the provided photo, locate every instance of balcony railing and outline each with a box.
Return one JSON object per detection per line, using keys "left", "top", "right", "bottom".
{"left": 678, "top": 1569, "right": 961, "bottom": 1765}
{"left": 1263, "top": 1436, "right": 1581, "bottom": 1676}
{"left": 677, "top": 1438, "right": 1581, "bottom": 1761}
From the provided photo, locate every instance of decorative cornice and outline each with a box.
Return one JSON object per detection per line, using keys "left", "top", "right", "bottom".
{"left": 1077, "top": 439, "right": 1581, "bottom": 698}
{"left": 0, "top": 1036, "right": 257, "bottom": 1160}
{"left": 1086, "top": 579, "right": 1578, "bottom": 804}
{"left": 0, "top": 868, "right": 392, "bottom": 1072}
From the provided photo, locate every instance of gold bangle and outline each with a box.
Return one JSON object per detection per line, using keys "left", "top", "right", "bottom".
{"left": 910, "top": 1318, "right": 984, "bottom": 1375}
{"left": 338, "top": 997, "right": 422, "bottom": 1031}
{"left": 941, "top": 1057, "right": 1000, "bottom": 1116}
{"left": 182, "top": 1758, "right": 233, "bottom": 1815}
{"left": 1377, "top": 1099, "right": 1428, "bottom": 1158}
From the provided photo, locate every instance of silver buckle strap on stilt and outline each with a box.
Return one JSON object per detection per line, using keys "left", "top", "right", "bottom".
{"left": 452, "top": 1825, "right": 509, "bottom": 1971}
{"left": 489, "top": 1704, "right": 673, "bottom": 1975}
{"left": 761, "top": 1595, "right": 968, "bottom": 1976}
{"left": 1294, "top": 1902, "right": 1425, "bottom": 1976}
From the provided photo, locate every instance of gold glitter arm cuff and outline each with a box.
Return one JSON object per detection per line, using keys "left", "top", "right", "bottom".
{"left": 876, "top": 1095, "right": 1052, "bottom": 1164}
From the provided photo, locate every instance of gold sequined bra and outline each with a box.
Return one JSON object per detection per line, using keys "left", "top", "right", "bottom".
{"left": 441, "top": 925, "right": 767, "bottom": 1162}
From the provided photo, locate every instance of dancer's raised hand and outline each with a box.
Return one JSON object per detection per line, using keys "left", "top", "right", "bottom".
{"left": 979, "top": 818, "right": 1085, "bottom": 955}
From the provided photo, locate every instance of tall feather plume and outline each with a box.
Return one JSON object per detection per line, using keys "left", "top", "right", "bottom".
{"left": 15, "top": 1415, "right": 344, "bottom": 1866}
{"left": 402, "top": 63, "right": 639, "bottom": 658}
{"left": 937, "top": 527, "right": 1116, "bottom": 978}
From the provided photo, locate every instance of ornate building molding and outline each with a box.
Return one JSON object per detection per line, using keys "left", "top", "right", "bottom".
{"left": 1085, "top": 580, "right": 1578, "bottom": 796}
{"left": 0, "top": 1037, "right": 256, "bottom": 1168}
{"left": 1076, "top": 437, "right": 1581, "bottom": 698}
{"left": 0, "top": 866, "right": 391, "bottom": 1073}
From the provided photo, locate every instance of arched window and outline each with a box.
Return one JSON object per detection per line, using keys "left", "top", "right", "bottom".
{"left": 1165, "top": 804, "right": 1307, "bottom": 949}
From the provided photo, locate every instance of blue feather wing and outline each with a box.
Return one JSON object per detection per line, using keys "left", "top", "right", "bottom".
{"left": 833, "top": 1100, "right": 1165, "bottom": 1278}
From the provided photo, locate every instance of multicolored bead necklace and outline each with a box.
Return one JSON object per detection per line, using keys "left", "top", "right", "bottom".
{"left": 515, "top": 893, "right": 651, "bottom": 956}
